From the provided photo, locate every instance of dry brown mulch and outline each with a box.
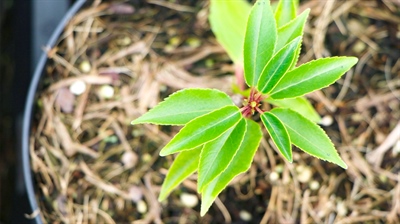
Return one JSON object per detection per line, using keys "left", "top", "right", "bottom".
{"left": 29, "top": 0, "right": 399, "bottom": 223}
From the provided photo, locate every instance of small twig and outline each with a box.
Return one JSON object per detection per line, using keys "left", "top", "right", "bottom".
{"left": 97, "top": 41, "right": 147, "bottom": 65}
{"left": 260, "top": 186, "right": 278, "bottom": 224}
{"left": 72, "top": 84, "right": 91, "bottom": 130}
{"left": 307, "top": 90, "right": 337, "bottom": 112}
{"left": 214, "top": 197, "right": 231, "bottom": 224}
{"left": 335, "top": 67, "right": 354, "bottom": 102}
{"left": 313, "top": 0, "right": 335, "bottom": 58}
{"left": 301, "top": 190, "right": 311, "bottom": 224}
{"left": 366, "top": 121, "right": 400, "bottom": 168}
{"left": 147, "top": 0, "right": 196, "bottom": 12}
{"left": 173, "top": 46, "right": 225, "bottom": 67}
{"left": 46, "top": 48, "right": 82, "bottom": 76}
{"left": 355, "top": 90, "right": 400, "bottom": 112}
{"left": 48, "top": 75, "right": 113, "bottom": 92}
{"left": 80, "top": 161, "right": 131, "bottom": 199}
{"left": 143, "top": 173, "right": 162, "bottom": 224}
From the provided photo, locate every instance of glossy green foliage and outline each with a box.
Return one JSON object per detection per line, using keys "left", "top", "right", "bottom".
{"left": 160, "top": 105, "right": 241, "bottom": 156}
{"left": 274, "top": 0, "right": 297, "bottom": 28}
{"left": 267, "top": 96, "right": 321, "bottom": 123}
{"left": 257, "top": 36, "right": 301, "bottom": 94}
{"left": 200, "top": 119, "right": 262, "bottom": 216}
{"left": 158, "top": 148, "right": 201, "bottom": 201}
{"left": 244, "top": 0, "right": 277, "bottom": 86}
{"left": 132, "top": 0, "right": 356, "bottom": 217}
{"left": 271, "top": 108, "right": 347, "bottom": 169}
{"left": 131, "top": 88, "right": 233, "bottom": 125}
{"left": 276, "top": 9, "right": 309, "bottom": 52}
{"left": 261, "top": 112, "right": 292, "bottom": 162}
{"left": 269, "top": 57, "right": 358, "bottom": 99}
{"left": 198, "top": 119, "right": 246, "bottom": 192}
{"left": 209, "top": 0, "right": 251, "bottom": 64}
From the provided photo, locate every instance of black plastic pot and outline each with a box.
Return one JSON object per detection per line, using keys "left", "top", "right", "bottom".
{"left": 22, "top": 1, "right": 86, "bottom": 223}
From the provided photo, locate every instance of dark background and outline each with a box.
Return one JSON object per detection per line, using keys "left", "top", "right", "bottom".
{"left": 1, "top": 0, "right": 74, "bottom": 223}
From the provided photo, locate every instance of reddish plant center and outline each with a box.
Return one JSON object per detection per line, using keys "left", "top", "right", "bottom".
{"left": 240, "top": 88, "right": 265, "bottom": 117}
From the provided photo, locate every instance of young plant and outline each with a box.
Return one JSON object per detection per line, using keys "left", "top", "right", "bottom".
{"left": 132, "top": 0, "right": 357, "bottom": 216}
{"left": 209, "top": 0, "right": 321, "bottom": 122}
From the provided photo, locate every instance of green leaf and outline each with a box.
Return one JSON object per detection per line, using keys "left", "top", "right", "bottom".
{"left": 257, "top": 36, "right": 301, "bottom": 94}
{"left": 261, "top": 112, "right": 292, "bottom": 162}
{"left": 271, "top": 108, "right": 347, "bottom": 169}
{"left": 198, "top": 118, "right": 246, "bottom": 192}
{"left": 276, "top": 9, "right": 309, "bottom": 69}
{"left": 131, "top": 88, "right": 233, "bottom": 126}
{"left": 160, "top": 105, "right": 242, "bottom": 156}
{"left": 276, "top": 9, "right": 309, "bottom": 52}
{"left": 270, "top": 57, "right": 358, "bottom": 99}
{"left": 158, "top": 147, "right": 201, "bottom": 201}
{"left": 209, "top": 0, "right": 251, "bottom": 64}
{"left": 274, "top": 0, "right": 297, "bottom": 28}
{"left": 200, "top": 119, "right": 262, "bottom": 216}
{"left": 267, "top": 96, "right": 321, "bottom": 123}
{"left": 244, "top": 0, "right": 277, "bottom": 87}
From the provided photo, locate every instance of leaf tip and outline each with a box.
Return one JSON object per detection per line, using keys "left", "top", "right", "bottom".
{"left": 303, "top": 8, "right": 311, "bottom": 14}
{"left": 338, "top": 160, "right": 348, "bottom": 169}
{"left": 131, "top": 116, "right": 147, "bottom": 125}
{"left": 130, "top": 119, "right": 140, "bottom": 125}
{"left": 349, "top": 56, "right": 359, "bottom": 65}
{"left": 159, "top": 147, "right": 171, "bottom": 156}
{"left": 200, "top": 201, "right": 211, "bottom": 217}
{"left": 158, "top": 194, "right": 166, "bottom": 202}
{"left": 200, "top": 209, "right": 207, "bottom": 217}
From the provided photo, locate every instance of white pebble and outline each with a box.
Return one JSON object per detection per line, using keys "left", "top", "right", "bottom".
{"left": 296, "top": 165, "right": 305, "bottom": 173}
{"left": 296, "top": 165, "right": 313, "bottom": 183}
{"left": 319, "top": 115, "right": 333, "bottom": 126}
{"left": 122, "top": 151, "right": 138, "bottom": 169}
{"left": 79, "top": 60, "right": 91, "bottom": 73}
{"left": 309, "top": 180, "right": 320, "bottom": 190}
{"left": 136, "top": 200, "right": 147, "bottom": 214}
{"left": 129, "top": 185, "right": 143, "bottom": 202}
{"left": 336, "top": 200, "right": 347, "bottom": 216}
{"left": 69, "top": 80, "right": 86, "bottom": 95}
{"left": 239, "top": 210, "right": 252, "bottom": 221}
{"left": 269, "top": 171, "right": 279, "bottom": 182}
{"left": 180, "top": 193, "right": 198, "bottom": 208}
{"left": 98, "top": 85, "right": 114, "bottom": 99}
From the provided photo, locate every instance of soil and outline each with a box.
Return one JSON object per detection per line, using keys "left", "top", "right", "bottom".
{"left": 28, "top": 0, "right": 399, "bottom": 223}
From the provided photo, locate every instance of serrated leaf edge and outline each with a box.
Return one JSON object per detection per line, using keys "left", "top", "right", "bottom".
{"left": 270, "top": 57, "right": 358, "bottom": 99}
{"left": 257, "top": 36, "right": 302, "bottom": 94}
{"left": 158, "top": 147, "right": 201, "bottom": 201}
{"left": 199, "top": 119, "right": 262, "bottom": 216}
{"left": 271, "top": 108, "right": 347, "bottom": 169}
{"left": 244, "top": 0, "right": 277, "bottom": 87}
{"left": 159, "top": 105, "right": 242, "bottom": 156}
{"left": 131, "top": 88, "right": 233, "bottom": 126}
{"left": 274, "top": 0, "right": 296, "bottom": 28}
{"left": 197, "top": 118, "right": 247, "bottom": 192}
{"left": 261, "top": 112, "right": 292, "bottom": 162}
{"left": 277, "top": 8, "right": 310, "bottom": 35}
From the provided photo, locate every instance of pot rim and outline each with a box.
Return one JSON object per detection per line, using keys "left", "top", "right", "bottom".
{"left": 22, "top": 0, "right": 86, "bottom": 223}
